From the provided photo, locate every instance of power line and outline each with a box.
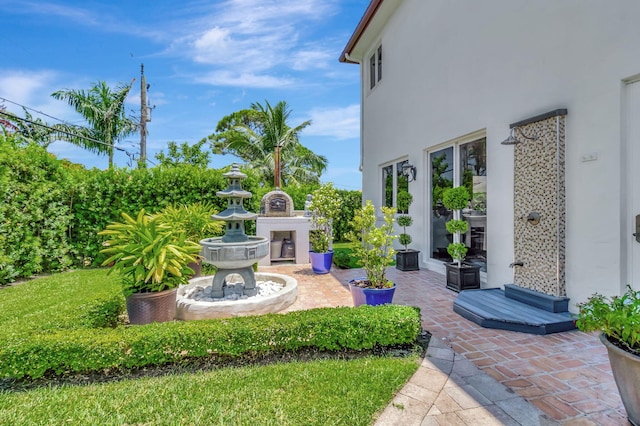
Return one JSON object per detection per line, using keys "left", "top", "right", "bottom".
{"left": 0, "top": 95, "right": 157, "bottom": 167}
{"left": 0, "top": 96, "right": 82, "bottom": 127}
{"left": 0, "top": 110, "right": 126, "bottom": 152}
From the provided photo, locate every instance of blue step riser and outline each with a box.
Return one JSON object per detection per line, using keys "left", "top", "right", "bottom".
{"left": 504, "top": 284, "right": 570, "bottom": 313}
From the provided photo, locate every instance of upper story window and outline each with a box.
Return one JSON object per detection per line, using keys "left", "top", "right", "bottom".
{"left": 369, "top": 45, "right": 382, "bottom": 90}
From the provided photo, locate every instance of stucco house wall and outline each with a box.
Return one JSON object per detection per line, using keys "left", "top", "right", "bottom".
{"left": 342, "top": 0, "right": 640, "bottom": 307}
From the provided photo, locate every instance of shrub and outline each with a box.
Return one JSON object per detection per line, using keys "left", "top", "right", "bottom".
{"left": 333, "top": 250, "right": 352, "bottom": 269}
{"left": 334, "top": 189, "right": 362, "bottom": 242}
{"left": 79, "top": 294, "right": 126, "bottom": 328}
{"left": 0, "top": 142, "right": 73, "bottom": 282}
{"left": 0, "top": 304, "right": 421, "bottom": 379}
{"left": 308, "top": 183, "right": 341, "bottom": 253}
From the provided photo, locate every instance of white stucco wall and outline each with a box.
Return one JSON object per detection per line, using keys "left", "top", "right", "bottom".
{"left": 351, "top": 0, "right": 640, "bottom": 306}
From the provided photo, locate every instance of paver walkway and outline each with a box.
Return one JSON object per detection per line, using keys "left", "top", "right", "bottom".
{"left": 265, "top": 264, "right": 629, "bottom": 425}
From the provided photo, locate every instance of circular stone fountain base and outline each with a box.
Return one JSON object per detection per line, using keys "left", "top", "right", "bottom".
{"left": 175, "top": 273, "right": 298, "bottom": 320}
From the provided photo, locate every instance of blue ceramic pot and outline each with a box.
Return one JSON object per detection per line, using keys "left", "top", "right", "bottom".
{"left": 348, "top": 279, "right": 396, "bottom": 306}
{"left": 309, "top": 250, "right": 333, "bottom": 274}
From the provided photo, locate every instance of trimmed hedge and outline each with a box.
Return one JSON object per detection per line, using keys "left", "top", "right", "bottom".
{"left": 0, "top": 305, "right": 421, "bottom": 380}
{"left": 0, "top": 139, "right": 363, "bottom": 283}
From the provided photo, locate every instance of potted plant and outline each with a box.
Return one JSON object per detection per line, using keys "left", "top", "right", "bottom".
{"left": 442, "top": 186, "right": 480, "bottom": 292}
{"left": 345, "top": 200, "right": 398, "bottom": 306}
{"left": 395, "top": 190, "right": 420, "bottom": 271}
{"left": 99, "top": 209, "right": 201, "bottom": 325}
{"left": 308, "top": 183, "right": 341, "bottom": 274}
{"left": 156, "top": 202, "right": 224, "bottom": 277}
{"left": 576, "top": 286, "right": 640, "bottom": 425}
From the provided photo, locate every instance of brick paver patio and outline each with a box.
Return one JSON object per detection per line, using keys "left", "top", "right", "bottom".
{"left": 265, "top": 264, "right": 629, "bottom": 425}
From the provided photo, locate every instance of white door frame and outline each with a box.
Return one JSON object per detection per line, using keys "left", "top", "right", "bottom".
{"left": 624, "top": 78, "right": 640, "bottom": 292}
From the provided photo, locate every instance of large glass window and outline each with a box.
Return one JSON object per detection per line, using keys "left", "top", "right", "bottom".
{"left": 381, "top": 160, "right": 409, "bottom": 211}
{"left": 430, "top": 137, "right": 487, "bottom": 270}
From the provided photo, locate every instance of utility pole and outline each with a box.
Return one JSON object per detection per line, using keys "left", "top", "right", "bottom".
{"left": 274, "top": 144, "right": 281, "bottom": 189}
{"left": 139, "top": 63, "right": 148, "bottom": 168}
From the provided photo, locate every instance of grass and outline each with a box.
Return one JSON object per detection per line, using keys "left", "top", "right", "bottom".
{"left": 0, "top": 357, "right": 418, "bottom": 425}
{"left": 0, "top": 269, "right": 420, "bottom": 425}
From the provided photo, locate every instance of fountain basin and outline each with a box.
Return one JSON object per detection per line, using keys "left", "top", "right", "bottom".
{"left": 200, "top": 236, "right": 269, "bottom": 269}
{"left": 175, "top": 272, "right": 297, "bottom": 320}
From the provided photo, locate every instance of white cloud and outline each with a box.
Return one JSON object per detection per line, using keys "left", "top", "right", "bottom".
{"left": 194, "top": 71, "right": 295, "bottom": 88}
{"left": 291, "top": 49, "right": 333, "bottom": 71}
{"left": 167, "top": 0, "right": 339, "bottom": 87}
{"left": 304, "top": 104, "right": 360, "bottom": 140}
{"left": 0, "top": 70, "right": 56, "bottom": 105}
{"left": 0, "top": 69, "right": 81, "bottom": 122}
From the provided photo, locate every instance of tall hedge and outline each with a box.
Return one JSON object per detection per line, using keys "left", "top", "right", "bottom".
{"left": 0, "top": 139, "right": 363, "bottom": 284}
{"left": 66, "top": 165, "right": 250, "bottom": 266}
{"left": 0, "top": 141, "right": 74, "bottom": 282}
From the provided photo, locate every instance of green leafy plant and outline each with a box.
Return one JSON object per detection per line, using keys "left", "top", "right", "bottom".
{"left": 98, "top": 209, "right": 201, "bottom": 296}
{"left": 156, "top": 201, "right": 224, "bottom": 242}
{"left": 575, "top": 286, "right": 640, "bottom": 356}
{"left": 396, "top": 190, "right": 414, "bottom": 250}
{"left": 333, "top": 250, "right": 353, "bottom": 269}
{"left": 346, "top": 200, "right": 397, "bottom": 288}
{"left": 472, "top": 192, "right": 487, "bottom": 213}
{"left": 442, "top": 186, "right": 470, "bottom": 266}
{"left": 308, "top": 183, "right": 341, "bottom": 253}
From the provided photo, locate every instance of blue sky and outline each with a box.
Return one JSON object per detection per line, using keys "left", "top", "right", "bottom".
{"left": 0, "top": 0, "right": 368, "bottom": 190}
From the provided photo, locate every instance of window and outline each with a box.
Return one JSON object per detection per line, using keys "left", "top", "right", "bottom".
{"left": 396, "top": 160, "right": 409, "bottom": 213}
{"left": 382, "top": 165, "right": 393, "bottom": 207}
{"left": 369, "top": 45, "right": 382, "bottom": 90}
{"left": 381, "top": 160, "right": 409, "bottom": 212}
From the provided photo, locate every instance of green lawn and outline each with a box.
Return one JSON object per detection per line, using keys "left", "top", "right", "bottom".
{"left": 0, "top": 269, "right": 419, "bottom": 425}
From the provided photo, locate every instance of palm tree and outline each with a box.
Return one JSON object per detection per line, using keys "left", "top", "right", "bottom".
{"left": 207, "top": 100, "right": 327, "bottom": 186}
{"left": 52, "top": 81, "right": 137, "bottom": 168}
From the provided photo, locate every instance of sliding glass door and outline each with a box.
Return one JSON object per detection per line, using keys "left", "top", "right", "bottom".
{"left": 430, "top": 138, "right": 487, "bottom": 270}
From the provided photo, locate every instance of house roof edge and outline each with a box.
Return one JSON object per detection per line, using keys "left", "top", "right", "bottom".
{"left": 339, "top": 0, "right": 384, "bottom": 63}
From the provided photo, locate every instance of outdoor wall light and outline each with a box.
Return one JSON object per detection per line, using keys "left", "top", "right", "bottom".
{"left": 402, "top": 162, "right": 417, "bottom": 182}
{"left": 500, "top": 127, "right": 539, "bottom": 145}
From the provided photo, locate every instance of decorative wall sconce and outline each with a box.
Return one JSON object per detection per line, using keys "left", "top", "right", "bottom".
{"left": 402, "top": 162, "right": 417, "bottom": 182}
{"left": 500, "top": 127, "right": 539, "bottom": 145}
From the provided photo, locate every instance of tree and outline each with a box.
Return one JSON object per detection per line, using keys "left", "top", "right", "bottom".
{"left": 155, "top": 140, "right": 210, "bottom": 168}
{"left": 204, "top": 100, "right": 327, "bottom": 186}
{"left": 7, "top": 108, "right": 58, "bottom": 148}
{"left": 52, "top": 81, "right": 137, "bottom": 168}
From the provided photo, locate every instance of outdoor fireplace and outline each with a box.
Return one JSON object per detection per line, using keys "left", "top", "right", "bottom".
{"left": 257, "top": 189, "right": 310, "bottom": 266}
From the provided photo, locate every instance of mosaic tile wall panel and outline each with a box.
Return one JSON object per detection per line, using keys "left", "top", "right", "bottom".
{"left": 513, "top": 115, "right": 566, "bottom": 296}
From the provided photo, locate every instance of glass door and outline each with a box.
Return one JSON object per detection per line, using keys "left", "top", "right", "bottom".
{"left": 430, "top": 147, "right": 454, "bottom": 262}
{"left": 429, "top": 138, "right": 487, "bottom": 270}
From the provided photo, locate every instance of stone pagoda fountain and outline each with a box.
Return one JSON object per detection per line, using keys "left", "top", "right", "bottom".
{"left": 175, "top": 163, "right": 298, "bottom": 320}
{"left": 200, "top": 163, "right": 268, "bottom": 297}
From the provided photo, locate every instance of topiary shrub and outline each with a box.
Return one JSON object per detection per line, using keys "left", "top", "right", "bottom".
{"left": 442, "top": 186, "right": 471, "bottom": 266}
